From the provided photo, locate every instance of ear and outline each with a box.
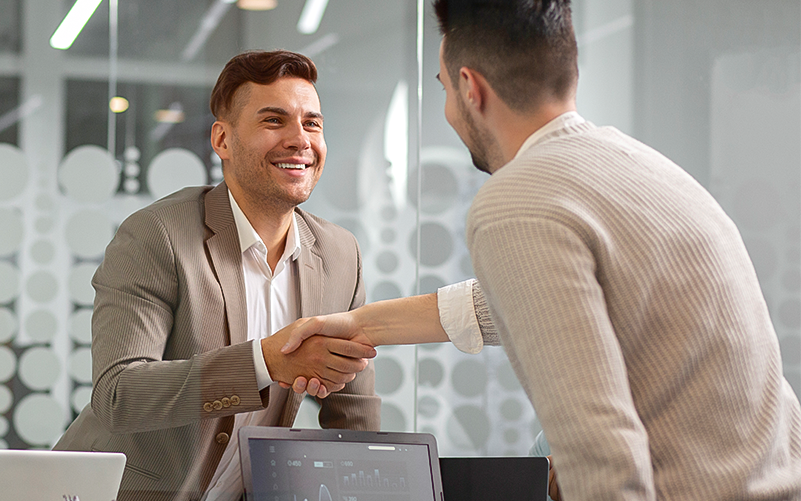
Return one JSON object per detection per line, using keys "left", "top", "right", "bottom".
{"left": 210, "top": 121, "right": 231, "bottom": 161}
{"left": 458, "top": 67, "right": 490, "bottom": 114}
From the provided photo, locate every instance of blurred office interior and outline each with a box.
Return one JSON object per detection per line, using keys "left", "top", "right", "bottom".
{"left": 0, "top": 0, "right": 798, "bottom": 456}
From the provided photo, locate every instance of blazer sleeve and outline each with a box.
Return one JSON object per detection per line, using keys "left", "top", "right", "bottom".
{"left": 90, "top": 208, "right": 265, "bottom": 434}
{"left": 317, "top": 233, "right": 382, "bottom": 431}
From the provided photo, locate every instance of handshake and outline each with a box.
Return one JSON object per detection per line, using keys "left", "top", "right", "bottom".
{"left": 261, "top": 294, "right": 447, "bottom": 398}
{"left": 262, "top": 311, "right": 377, "bottom": 398}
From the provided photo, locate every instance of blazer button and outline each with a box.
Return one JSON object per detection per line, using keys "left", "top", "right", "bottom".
{"left": 203, "top": 402, "right": 213, "bottom": 413}
{"left": 230, "top": 395, "right": 240, "bottom": 406}
{"left": 212, "top": 400, "right": 223, "bottom": 411}
{"left": 216, "top": 432, "right": 230, "bottom": 445}
{"left": 221, "top": 397, "right": 231, "bottom": 408}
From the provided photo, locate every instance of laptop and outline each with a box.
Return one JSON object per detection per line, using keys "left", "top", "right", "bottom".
{"left": 239, "top": 426, "right": 443, "bottom": 501}
{"left": 439, "top": 456, "right": 550, "bottom": 501}
{"left": 0, "top": 449, "right": 126, "bottom": 501}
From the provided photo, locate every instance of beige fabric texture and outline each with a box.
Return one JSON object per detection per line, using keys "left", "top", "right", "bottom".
{"left": 467, "top": 121, "right": 801, "bottom": 500}
{"left": 54, "top": 182, "right": 381, "bottom": 501}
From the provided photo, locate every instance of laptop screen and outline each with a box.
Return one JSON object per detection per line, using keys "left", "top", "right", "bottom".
{"left": 239, "top": 427, "right": 443, "bottom": 501}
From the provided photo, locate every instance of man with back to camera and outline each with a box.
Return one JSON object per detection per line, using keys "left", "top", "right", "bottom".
{"left": 281, "top": 0, "right": 801, "bottom": 499}
{"left": 53, "top": 50, "right": 381, "bottom": 501}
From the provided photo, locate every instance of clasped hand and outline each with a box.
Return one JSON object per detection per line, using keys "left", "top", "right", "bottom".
{"left": 264, "top": 315, "right": 374, "bottom": 398}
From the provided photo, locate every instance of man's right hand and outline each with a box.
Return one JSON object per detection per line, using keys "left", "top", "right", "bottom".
{"left": 261, "top": 320, "right": 376, "bottom": 396}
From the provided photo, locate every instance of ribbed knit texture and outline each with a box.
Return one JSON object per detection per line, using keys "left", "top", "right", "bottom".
{"left": 467, "top": 121, "right": 801, "bottom": 500}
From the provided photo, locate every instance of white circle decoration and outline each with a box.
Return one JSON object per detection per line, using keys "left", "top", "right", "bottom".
{"left": 13, "top": 394, "right": 64, "bottom": 446}
{"left": 69, "top": 309, "right": 93, "bottom": 344}
{"left": 0, "top": 439, "right": 6, "bottom": 448}
{"left": 30, "top": 239, "right": 55, "bottom": 264}
{"left": 0, "top": 384, "right": 11, "bottom": 413}
{"left": 124, "top": 146, "right": 141, "bottom": 162}
{"left": 409, "top": 222, "right": 454, "bottom": 267}
{"left": 58, "top": 145, "right": 119, "bottom": 203}
{"left": 35, "top": 217, "right": 54, "bottom": 234}
{"left": 374, "top": 357, "right": 404, "bottom": 395}
{"left": 147, "top": 148, "right": 207, "bottom": 200}
{"left": 68, "top": 263, "right": 98, "bottom": 305}
{"left": 68, "top": 347, "right": 92, "bottom": 384}
{"left": 0, "top": 346, "right": 16, "bottom": 383}
{"left": 18, "top": 347, "right": 60, "bottom": 390}
{"left": 24, "top": 309, "right": 58, "bottom": 343}
{"left": 0, "top": 416, "right": 7, "bottom": 436}
{"left": 380, "top": 403, "right": 407, "bottom": 432}
{"left": 0, "top": 308, "right": 16, "bottom": 343}
{"left": 0, "top": 262, "right": 20, "bottom": 304}
{"left": 65, "top": 210, "right": 114, "bottom": 258}
{"left": 35, "top": 194, "right": 53, "bottom": 211}
{"left": 0, "top": 208, "right": 23, "bottom": 257}
{"left": 25, "top": 270, "right": 58, "bottom": 303}
{"left": 70, "top": 386, "right": 93, "bottom": 413}
{"left": 124, "top": 178, "right": 140, "bottom": 193}
{"left": 0, "top": 144, "right": 30, "bottom": 201}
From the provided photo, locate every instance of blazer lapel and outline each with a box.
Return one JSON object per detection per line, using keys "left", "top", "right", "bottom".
{"left": 279, "top": 211, "right": 321, "bottom": 427}
{"left": 204, "top": 182, "right": 248, "bottom": 346}
{"left": 295, "top": 211, "right": 323, "bottom": 318}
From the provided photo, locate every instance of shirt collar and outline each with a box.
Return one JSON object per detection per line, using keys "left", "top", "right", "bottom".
{"left": 512, "top": 111, "right": 585, "bottom": 161}
{"left": 228, "top": 189, "right": 302, "bottom": 262}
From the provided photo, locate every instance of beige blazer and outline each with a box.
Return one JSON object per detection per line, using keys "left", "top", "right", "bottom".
{"left": 54, "top": 182, "right": 381, "bottom": 501}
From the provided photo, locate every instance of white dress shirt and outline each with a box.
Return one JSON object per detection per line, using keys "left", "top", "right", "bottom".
{"left": 202, "top": 190, "right": 302, "bottom": 501}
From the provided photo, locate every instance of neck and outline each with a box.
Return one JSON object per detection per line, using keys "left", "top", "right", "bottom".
{"left": 230, "top": 186, "right": 295, "bottom": 272}
{"left": 489, "top": 100, "right": 576, "bottom": 173}
{"left": 253, "top": 210, "right": 293, "bottom": 272}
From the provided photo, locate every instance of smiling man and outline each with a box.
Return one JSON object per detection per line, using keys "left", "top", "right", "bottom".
{"left": 53, "top": 50, "right": 381, "bottom": 501}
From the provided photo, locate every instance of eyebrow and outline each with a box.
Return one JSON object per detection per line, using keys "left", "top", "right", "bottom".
{"left": 256, "top": 106, "right": 324, "bottom": 121}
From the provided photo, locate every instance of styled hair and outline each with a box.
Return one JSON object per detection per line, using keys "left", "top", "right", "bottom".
{"left": 209, "top": 50, "right": 318, "bottom": 121}
{"left": 433, "top": 0, "right": 578, "bottom": 112}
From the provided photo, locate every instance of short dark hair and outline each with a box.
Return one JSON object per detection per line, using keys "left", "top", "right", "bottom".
{"left": 209, "top": 50, "right": 318, "bottom": 121}
{"left": 434, "top": 0, "right": 578, "bottom": 112}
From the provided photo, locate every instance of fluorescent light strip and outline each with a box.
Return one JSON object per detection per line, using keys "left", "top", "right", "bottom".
{"left": 299, "top": 33, "right": 339, "bottom": 57}
{"left": 0, "top": 95, "right": 43, "bottom": 133}
{"left": 50, "top": 0, "right": 104, "bottom": 50}
{"left": 181, "top": 0, "right": 234, "bottom": 62}
{"left": 297, "top": 0, "right": 329, "bottom": 35}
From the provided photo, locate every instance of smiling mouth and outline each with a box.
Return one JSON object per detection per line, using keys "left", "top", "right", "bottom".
{"left": 275, "top": 162, "right": 309, "bottom": 170}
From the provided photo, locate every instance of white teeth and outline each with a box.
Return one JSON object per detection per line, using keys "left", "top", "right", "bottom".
{"left": 276, "top": 163, "right": 307, "bottom": 170}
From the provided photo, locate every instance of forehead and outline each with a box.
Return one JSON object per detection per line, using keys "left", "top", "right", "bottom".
{"left": 235, "top": 77, "right": 322, "bottom": 115}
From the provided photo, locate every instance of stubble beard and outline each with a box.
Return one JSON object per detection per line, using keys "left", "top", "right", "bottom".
{"left": 229, "top": 135, "right": 318, "bottom": 216}
{"left": 456, "top": 93, "right": 496, "bottom": 175}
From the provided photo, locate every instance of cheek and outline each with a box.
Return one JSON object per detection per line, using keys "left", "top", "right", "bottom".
{"left": 443, "top": 98, "right": 457, "bottom": 129}
{"left": 316, "top": 138, "right": 327, "bottom": 162}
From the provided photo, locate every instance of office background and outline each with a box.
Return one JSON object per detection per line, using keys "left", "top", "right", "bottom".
{"left": 0, "top": 0, "right": 798, "bottom": 457}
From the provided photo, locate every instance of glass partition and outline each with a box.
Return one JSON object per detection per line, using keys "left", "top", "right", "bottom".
{"left": 0, "top": 0, "right": 797, "bottom": 468}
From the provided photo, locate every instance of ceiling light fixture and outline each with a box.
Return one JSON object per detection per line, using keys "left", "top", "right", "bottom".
{"left": 50, "top": 0, "right": 104, "bottom": 50}
{"left": 297, "top": 0, "right": 329, "bottom": 35}
{"left": 109, "top": 96, "right": 129, "bottom": 113}
{"left": 237, "top": 0, "right": 277, "bottom": 11}
{"left": 154, "top": 103, "right": 186, "bottom": 124}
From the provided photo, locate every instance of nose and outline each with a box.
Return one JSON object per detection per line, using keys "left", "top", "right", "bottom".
{"left": 282, "top": 120, "right": 311, "bottom": 151}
